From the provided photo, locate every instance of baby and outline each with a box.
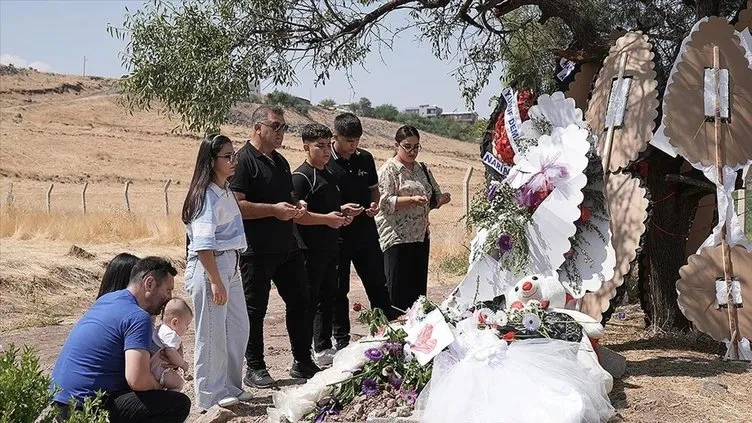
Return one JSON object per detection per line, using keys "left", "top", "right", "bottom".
{"left": 150, "top": 298, "right": 193, "bottom": 391}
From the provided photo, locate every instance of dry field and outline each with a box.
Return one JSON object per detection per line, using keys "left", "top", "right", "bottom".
{"left": 1, "top": 68, "right": 750, "bottom": 423}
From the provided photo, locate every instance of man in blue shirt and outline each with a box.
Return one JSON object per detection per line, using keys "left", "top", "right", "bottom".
{"left": 51, "top": 256, "right": 190, "bottom": 423}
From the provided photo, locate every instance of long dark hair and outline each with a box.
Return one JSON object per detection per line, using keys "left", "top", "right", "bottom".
{"left": 182, "top": 134, "right": 232, "bottom": 224}
{"left": 97, "top": 252, "right": 140, "bottom": 299}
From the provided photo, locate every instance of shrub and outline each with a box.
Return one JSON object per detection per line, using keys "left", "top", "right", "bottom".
{"left": 0, "top": 344, "right": 109, "bottom": 423}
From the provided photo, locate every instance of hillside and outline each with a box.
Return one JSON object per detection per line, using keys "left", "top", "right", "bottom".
{"left": 0, "top": 68, "right": 484, "bottom": 331}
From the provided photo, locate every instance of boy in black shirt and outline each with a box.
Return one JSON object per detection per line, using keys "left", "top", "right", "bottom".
{"left": 325, "top": 113, "right": 394, "bottom": 361}
{"left": 292, "top": 124, "right": 353, "bottom": 363}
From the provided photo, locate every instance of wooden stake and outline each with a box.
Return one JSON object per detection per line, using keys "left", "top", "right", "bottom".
{"left": 124, "top": 181, "right": 132, "bottom": 213}
{"left": 463, "top": 167, "right": 473, "bottom": 220}
{"left": 713, "top": 45, "right": 740, "bottom": 361}
{"left": 46, "top": 183, "right": 54, "bottom": 213}
{"left": 81, "top": 182, "right": 89, "bottom": 214}
{"left": 163, "top": 179, "right": 172, "bottom": 216}
{"left": 603, "top": 53, "right": 628, "bottom": 185}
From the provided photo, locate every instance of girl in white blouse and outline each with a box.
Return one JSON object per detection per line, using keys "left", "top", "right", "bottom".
{"left": 375, "top": 125, "right": 451, "bottom": 311}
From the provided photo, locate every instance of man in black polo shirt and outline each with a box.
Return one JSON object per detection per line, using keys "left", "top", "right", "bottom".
{"left": 292, "top": 123, "right": 355, "bottom": 364}
{"left": 230, "top": 106, "right": 320, "bottom": 389}
{"left": 325, "top": 113, "right": 394, "bottom": 357}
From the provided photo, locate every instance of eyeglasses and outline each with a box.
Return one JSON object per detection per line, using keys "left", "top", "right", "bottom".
{"left": 217, "top": 152, "right": 238, "bottom": 162}
{"left": 259, "top": 121, "right": 289, "bottom": 133}
{"left": 400, "top": 143, "right": 422, "bottom": 152}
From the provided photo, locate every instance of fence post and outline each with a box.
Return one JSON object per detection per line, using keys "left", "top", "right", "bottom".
{"left": 6, "top": 183, "right": 13, "bottom": 207}
{"left": 46, "top": 183, "right": 54, "bottom": 213}
{"left": 81, "top": 182, "right": 89, "bottom": 214}
{"left": 163, "top": 179, "right": 172, "bottom": 216}
{"left": 463, "top": 166, "right": 474, "bottom": 218}
{"left": 124, "top": 181, "right": 132, "bottom": 213}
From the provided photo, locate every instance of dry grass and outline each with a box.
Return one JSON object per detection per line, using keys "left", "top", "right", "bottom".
{"left": 0, "top": 207, "right": 184, "bottom": 245}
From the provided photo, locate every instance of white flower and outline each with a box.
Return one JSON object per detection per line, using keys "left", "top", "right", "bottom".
{"left": 473, "top": 308, "right": 494, "bottom": 325}
{"left": 523, "top": 313, "right": 541, "bottom": 331}
{"left": 403, "top": 343, "right": 415, "bottom": 362}
{"left": 494, "top": 310, "right": 508, "bottom": 327}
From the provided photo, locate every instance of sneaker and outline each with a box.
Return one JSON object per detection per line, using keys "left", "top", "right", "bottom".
{"left": 313, "top": 348, "right": 336, "bottom": 367}
{"left": 218, "top": 396, "right": 239, "bottom": 407}
{"left": 244, "top": 368, "right": 276, "bottom": 389}
{"left": 237, "top": 391, "right": 253, "bottom": 402}
{"left": 289, "top": 360, "right": 321, "bottom": 379}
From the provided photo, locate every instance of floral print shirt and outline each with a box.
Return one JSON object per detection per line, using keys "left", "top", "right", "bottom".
{"left": 375, "top": 157, "right": 442, "bottom": 251}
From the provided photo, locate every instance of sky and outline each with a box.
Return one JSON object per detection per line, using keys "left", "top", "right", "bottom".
{"left": 0, "top": 0, "right": 503, "bottom": 116}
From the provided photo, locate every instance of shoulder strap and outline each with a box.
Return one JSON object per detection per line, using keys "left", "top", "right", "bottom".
{"left": 419, "top": 162, "right": 436, "bottom": 192}
{"left": 292, "top": 171, "right": 314, "bottom": 200}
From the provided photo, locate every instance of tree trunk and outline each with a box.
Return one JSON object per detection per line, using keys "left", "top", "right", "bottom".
{"left": 641, "top": 151, "right": 711, "bottom": 330}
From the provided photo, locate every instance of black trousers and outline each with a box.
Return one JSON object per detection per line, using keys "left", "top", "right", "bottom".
{"left": 333, "top": 236, "right": 394, "bottom": 348}
{"left": 304, "top": 248, "right": 339, "bottom": 353}
{"left": 54, "top": 389, "right": 190, "bottom": 423}
{"left": 240, "top": 250, "right": 311, "bottom": 370}
{"left": 383, "top": 235, "right": 431, "bottom": 311}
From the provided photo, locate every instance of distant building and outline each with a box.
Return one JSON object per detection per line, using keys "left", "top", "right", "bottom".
{"left": 403, "top": 104, "right": 443, "bottom": 118}
{"left": 294, "top": 96, "right": 312, "bottom": 105}
{"left": 441, "top": 111, "right": 479, "bottom": 124}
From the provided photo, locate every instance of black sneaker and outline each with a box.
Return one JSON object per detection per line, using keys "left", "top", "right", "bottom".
{"left": 289, "top": 360, "right": 321, "bottom": 379}
{"left": 244, "top": 368, "right": 276, "bottom": 389}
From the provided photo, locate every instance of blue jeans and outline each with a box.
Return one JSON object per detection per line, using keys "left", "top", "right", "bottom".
{"left": 185, "top": 250, "right": 249, "bottom": 410}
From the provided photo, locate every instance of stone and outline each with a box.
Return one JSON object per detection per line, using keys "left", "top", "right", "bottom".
{"left": 353, "top": 403, "right": 365, "bottom": 418}
{"left": 194, "top": 405, "right": 237, "bottom": 423}
{"left": 700, "top": 380, "right": 729, "bottom": 396}
{"left": 395, "top": 406, "right": 413, "bottom": 417}
{"left": 599, "top": 346, "right": 626, "bottom": 378}
{"left": 385, "top": 399, "right": 397, "bottom": 408}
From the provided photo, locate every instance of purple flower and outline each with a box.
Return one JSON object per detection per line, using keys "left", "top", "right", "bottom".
{"left": 497, "top": 234, "right": 513, "bottom": 254}
{"left": 383, "top": 342, "right": 404, "bottom": 356}
{"left": 361, "top": 378, "right": 381, "bottom": 397}
{"left": 364, "top": 347, "right": 383, "bottom": 361}
{"left": 399, "top": 387, "right": 418, "bottom": 405}
{"left": 388, "top": 374, "right": 404, "bottom": 389}
{"left": 617, "top": 312, "right": 627, "bottom": 321}
{"left": 487, "top": 184, "right": 498, "bottom": 200}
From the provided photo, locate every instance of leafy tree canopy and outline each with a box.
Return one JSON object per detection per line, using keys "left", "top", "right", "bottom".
{"left": 110, "top": 0, "right": 745, "bottom": 133}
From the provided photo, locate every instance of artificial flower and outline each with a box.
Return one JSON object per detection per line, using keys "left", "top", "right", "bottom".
{"left": 361, "top": 378, "right": 381, "bottom": 397}
{"left": 493, "top": 310, "right": 508, "bottom": 326}
{"left": 497, "top": 234, "right": 513, "bottom": 254}
{"left": 383, "top": 342, "right": 403, "bottom": 356}
{"left": 523, "top": 313, "right": 542, "bottom": 331}
{"left": 364, "top": 348, "right": 383, "bottom": 361}
{"left": 399, "top": 387, "right": 418, "bottom": 406}
{"left": 352, "top": 302, "right": 363, "bottom": 312}
{"left": 502, "top": 331, "right": 516, "bottom": 341}
{"left": 381, "top": 365, "right": 395, "bottom": 377}
{"left": 580, "top": 205, "right": 592, "bottom": 223}
{"left": 403, "top": 344, "right": 415, "bottom": 362}
{"left": 473, "top": 308, "right": 494, "bottom": 325}
{"left": 388, "top": 374, "right": 404, "bottom": 390}
{"left": 526, "top": 300, "right": 542, "bottom": 309}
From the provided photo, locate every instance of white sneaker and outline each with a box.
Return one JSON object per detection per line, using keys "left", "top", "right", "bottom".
{"left": 313, "top": 348, "right": 336, "bottom": 367}
{"left": 237, "top": 391, "right": 253, "bottom": 402}
{"left": 218, "top": 396, "right": 239, "bottom": 407}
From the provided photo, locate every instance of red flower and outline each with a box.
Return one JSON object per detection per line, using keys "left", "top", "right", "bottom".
{"left": 502, "top": 331, "right": 516, "bottom": 341}
{"left": 510, "top": 301, "right": 524, "bottom": 310}
{"left": 580, "top": 206, "right": 591, "bottom": 223}
{"left": 352, "top": 303, "right": 363, "bottom": 312}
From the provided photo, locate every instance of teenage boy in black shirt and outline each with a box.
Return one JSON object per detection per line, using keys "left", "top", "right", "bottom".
{"left": 323, "top": 113, "right": 394, "bottom": 362}
{"left": 230, "top": 106, "right": 320, "bottom": 389}
{"left": 292, "top": 123, "right": 359, "bottom": 364}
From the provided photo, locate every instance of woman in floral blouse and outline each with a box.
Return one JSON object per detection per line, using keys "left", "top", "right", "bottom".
{"left": 375, "top": 125, "right": 451, "bottom": 311}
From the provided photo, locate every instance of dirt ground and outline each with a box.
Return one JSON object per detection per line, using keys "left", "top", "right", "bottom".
{"left": 1, "top": 251, "right": 750, "bottom": 423}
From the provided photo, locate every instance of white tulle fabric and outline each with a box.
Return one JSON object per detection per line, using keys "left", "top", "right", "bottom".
{"left": 415, "top": 327, "right": 614, "bottom": 423}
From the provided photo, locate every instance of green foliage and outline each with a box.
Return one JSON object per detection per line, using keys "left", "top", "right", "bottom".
{"left": 0, "top": 345, "right": 109, "bottom": 423}
{"left": 358, "top": 97, "right": 374, "bottom": 117}
{"left": 318, "top": 98, "right": 336, "bottom": 108}
{"left": 372, "top": 104, "right": 399, "bottom": 121}
{"left": 264, "top": 90, "right": 310, "bottom": 115}
{"left": 391, "top": 113, "right": 482, "bottom": 143}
